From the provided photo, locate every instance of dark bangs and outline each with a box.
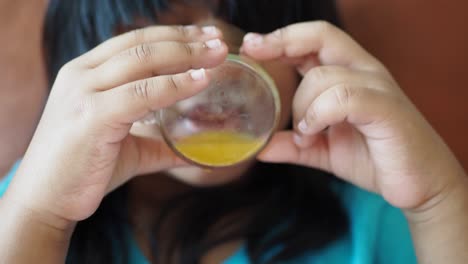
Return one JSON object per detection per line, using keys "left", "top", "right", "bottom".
{"left": 44, "top": 0, "right": 341, "bottom": 83}
{"left": 44, "top": 0, "right": 168, "bottom": 82}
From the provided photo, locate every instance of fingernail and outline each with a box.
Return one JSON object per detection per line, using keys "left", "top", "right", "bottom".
{"left": 190, "top": 68, "right": 205, "bottom": 81}
{"left": 205, "top": 39, "right": 222, "bottom": 49}
{"left": 244, "top": 33, "right": 263, "bottom": 45}
{"left": 298, "top": 120, "right": 309, "bottom": 134}
{"left": 202, "top": 26, "right": 218, "bottom": 36}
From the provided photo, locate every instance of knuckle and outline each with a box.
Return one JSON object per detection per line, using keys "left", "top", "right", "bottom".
{"left": 375, "top": 75, "right": 398, "bottom": 92}
{"left": 174, "top": 25, "right": 189, "bottom": 39}
{"left": 132, "top": 28, "right": 146, "bottom": 43}
{"left": 151, "top": 75, "right": 182, "bottom": 107}
{"left": 273, "top": 27, "right": 288, "bottom": 41}
{"left": 75, "top": 53, "right": 94, "bottom": 68}
{"left": 132, "top": 43, "right": 153, "bottom": 62}
{"left": 313, "top": 20, "right": 335, "bottom": 34}
{"left": 59, "top": 61, "right": 76, "bottom": 74}
{"left": 306, "top": 103, "right": 319, "bottom": 122}
{"left": 166, "top": 75, "right": 180, "bottom": 94}
{"left": 332, "top": 84, "right": 355, "bottom": 109}
{"left": 56, "top": 61, "right": 78, "bottom": 82}
{"left": 71, "top": 50, "right": 95, "bottom": 68}
{"left": 305, "top": 66, "right": 330, "bottom": 83}
{"left": 181, "top": 42, "right": 195, "bottom": 57}
{"left": 72, "top": 96, "right": 98, "bottom": 121}
{"left": 132, "top": 79, "right": 152, "bottom": 105}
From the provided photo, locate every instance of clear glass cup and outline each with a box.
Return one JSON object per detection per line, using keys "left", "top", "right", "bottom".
{"left": 140, "top": 54, "right": 280, "bottom": 168}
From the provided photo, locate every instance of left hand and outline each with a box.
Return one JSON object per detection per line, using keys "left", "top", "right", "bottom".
{"left": 241, "top": 21, "right": 466, "bottom": 211}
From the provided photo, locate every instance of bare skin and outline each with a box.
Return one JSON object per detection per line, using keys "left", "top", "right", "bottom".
{"left": 125, "top": 18, "right": 298, "bottom": 262}
{"left": 243, "top": 22, "right": 468, "bottom": 263}
{"left": 0, "top": 6, "right": 467, "bottom": 264}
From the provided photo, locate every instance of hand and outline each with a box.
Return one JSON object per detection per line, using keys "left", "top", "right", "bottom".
{"left": 241, "top": 21, "right": 466, "bottom": 211}
{"left": 6, "top": 25, "right": 228, "bottom": 223}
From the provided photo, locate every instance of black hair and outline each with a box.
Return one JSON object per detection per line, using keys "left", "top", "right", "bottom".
{"left": 44, "top": 1, "right": 347, "bottom": 263}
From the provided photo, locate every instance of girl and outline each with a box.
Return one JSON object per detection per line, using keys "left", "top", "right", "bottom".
{"left": 1, "top": 0, "right": 467, "bottom": 263}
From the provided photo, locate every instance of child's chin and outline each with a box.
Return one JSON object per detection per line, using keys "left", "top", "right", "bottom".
{"left": 167, "top": 162, "right": 254, "bottom": 187}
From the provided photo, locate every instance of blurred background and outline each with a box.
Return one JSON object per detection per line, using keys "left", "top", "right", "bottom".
{"left": 1, "top": 0, "right": 467, "bottom": 176}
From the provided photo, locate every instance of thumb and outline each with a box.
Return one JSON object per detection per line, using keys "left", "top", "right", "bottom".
{"left": 133, "top": 136, "right": 187, "bottom": 175}
{"left": 258, "top": 131, "right": 331, "bottom": 173}
{"left": 107, "top": 136, "right": 186, "bottom": 192}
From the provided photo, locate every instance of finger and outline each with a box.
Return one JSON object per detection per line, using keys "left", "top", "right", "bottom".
{"left": 279, "top": 54, "right": 321, "bottom": 76}
{"left": 95, "top": 68, "right": 211, "bottom": 124}
{"left": 106, "top": 135, "right": 187, "bottom": 192}
{"left": 258, "top": 131, "right": 331, "bottom": 172}
{"left": 90, "top": 39, "right": 228, "bottom": 91}
{"left": 297, "top": 83, "right": 397, "bottom": 136}
{"left": 292, "top": 132, "right": 323, "bottom": 149}
{"left": 241, "top": 46, "right": 320, "bottom": 72}
{"left": 292, "top": 66, "right": 388, "bottom": 130}
{"left": 241, "top": 21, "right": 386, "bottom": 73}
{"left": 78, "top": 25, "right": 223, "bottom": 68}
{"left": 133, "top": 136, "right": 187, "bottom": 175}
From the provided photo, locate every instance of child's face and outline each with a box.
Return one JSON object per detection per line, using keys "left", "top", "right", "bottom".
{"left": 130, "top": 1, "right": 299, "bottom": 186}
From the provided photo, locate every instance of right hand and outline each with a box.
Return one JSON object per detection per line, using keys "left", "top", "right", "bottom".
{"left": 242, "top": 21, "right": 466, "bottom": 212}
{"left": 4, "top": 25, "right": 228, "bottom": 224}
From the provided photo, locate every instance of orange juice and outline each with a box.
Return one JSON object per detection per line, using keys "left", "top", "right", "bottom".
{"left": 174, "top": 131, "right": 264, "bottom": 166}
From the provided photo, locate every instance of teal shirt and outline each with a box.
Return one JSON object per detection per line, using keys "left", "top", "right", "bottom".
{"left": 1, "top": 161, "right": 416, "bottom": 263}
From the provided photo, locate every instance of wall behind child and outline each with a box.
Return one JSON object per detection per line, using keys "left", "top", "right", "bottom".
{"left": 339, "top": 0, "right": 468, "bottom": 170}
{"left": 0, "top": 0, "right": 49, "bottom": 176}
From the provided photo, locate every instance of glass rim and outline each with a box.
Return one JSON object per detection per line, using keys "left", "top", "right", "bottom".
{"left": 159, "top": 53, "right": 282, "bottom": 168}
